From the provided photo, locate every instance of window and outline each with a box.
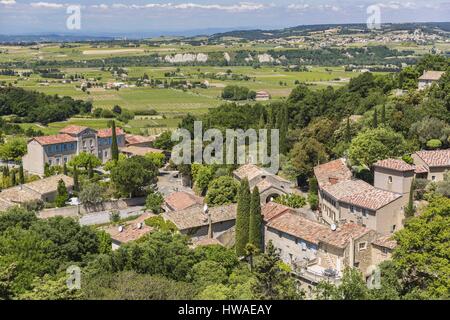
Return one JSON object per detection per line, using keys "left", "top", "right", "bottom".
{"left": 388, "top": 176, "right": 393, "bottom": 184}
{"left": 381, "top": 248, "right": 389, "bottom": 255}
{"left": 83, "top": 141, "right": 86, "bottom": 148}
{"left": 358, "top": 242, "right": 367, "bottom": 251}
{"left": 301, "top": 243, "right": 307, "bottom": 251}
{"left": 48, "top": 159, "right": 52, "bottom": 165}
{"left": 90, "top": 139, "right": 93, "bottom": 147}
{"left": 56, "top": 158, "right": 60, "bottom": 165}
{"left": 432, "top": 176, "right": 436, "bottom": 181}
{"left": 64, "top": 157, "right": 68, "bottom": 163}
{"left": 350, "top": 206, "right": 355, "bottom": 213}
{"left": 362, "top": 209, "right": 367, "bottom": 217}
{"left": 104, "top": 150, "right": 108, "bottom": 158}
{"left": 392, "top": 225, "right": 396, "bottom": 232}
{"left": 55, "top": 145, "right": 60, "bottom": 151}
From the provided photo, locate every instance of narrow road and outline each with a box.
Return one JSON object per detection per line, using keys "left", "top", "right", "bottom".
{"left": 79, "top": 206, "right": 145, "bottom": 226}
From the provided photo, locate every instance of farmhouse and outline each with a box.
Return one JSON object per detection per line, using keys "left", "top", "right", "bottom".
{"left": 418, "top": 70, "right": 445, "bottom": 90}
{"left": 255, "top": 91, "right": 271, "bottom": 101}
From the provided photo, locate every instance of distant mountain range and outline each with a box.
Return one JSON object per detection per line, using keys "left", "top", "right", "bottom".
{"left": 0, "top": 22, "right": 449, "bottom": 43}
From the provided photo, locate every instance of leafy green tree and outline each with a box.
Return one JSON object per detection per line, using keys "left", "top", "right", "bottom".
{"left": 205, "top": 176, "right": 239, "bottom": 206}
{"left": 252, "top": 241, "right": 303, "bottom": 300}
{"left": 18, "top": 275, "right": 82, "bottom": 300}
{"left": 249, "top": 187, "right": 262, "bottom": 250}
{"left": 79, "top": 182, "right": 105, "bottom": 209}
{"left": 235, "top": 178, "right": 250, "bottom": 256}
{"left": 145, "top": 191, "right": 164, "bottom": 214}
{"left": 69, "top": 152, "right": 101, "bottom": 171}
{"left": 349, "top": 127, "right": 407, "bottom": 166}
{"left": 0, "top": 137, "right": 27, "bottom": 161}
{"left": 193, "top": 165, "right": 214, "bottom": 196}
{"left": 372, "top": 108, "right": 378, "bottom": 128}
{"left": 289, "top": 138, "right": 328, "bottom": 183}
{"left": 111, "top": 120, "right": 119, "bottom": 162}
{"left": 393, "top": 196, "right": 450, "bottom": 299}
{"left": 145, "top": 216, "right": 177, "bottom": 233}
{"left": 55, "top": 179, "right": 69, "bottom": 207}
{"left": 0, "top": 263, "right": 16, "bottom": 300}
{"left": 153, "top": 131, "right": 175, "bottom": 151}
{"left": 193, "top": 245, "right": 239, "bottom": 275}
{"left": 196, "top": 284, "right": 231, "bottom": 300}
{"left": 145, "top": 152, "right": 165, "bottom": 168}
{"left": 381, "top": 104, "right": 386, "bottom": 124}
{"left": 0, "top": 207, "right": 37, "bottom": 232}
{"left": 189, "top": 261, "right": 228, "bottom": 289}
{"left": 97, "top": 230, "right": 112, "bottom": 255}
{"left": 110, "top": 156, "right": 158, "bottom": 197}
{"left": 314, "top": 268, "right": 369, "bottom": 300}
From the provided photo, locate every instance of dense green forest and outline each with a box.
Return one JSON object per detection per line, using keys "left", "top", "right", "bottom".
{"left": 0, "top": 87, "right": 92, "bottom": 124}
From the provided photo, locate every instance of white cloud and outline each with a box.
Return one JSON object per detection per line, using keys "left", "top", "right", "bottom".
{"left": 30, "top": 2, "right": 65, "bottom": 9}
{"left": 0, "top": 0, "right": 16, "bottom": 5}
{"left": 91, "top": 4, "right": 109, "bottom": 10}
{"left": 288, "top": 3, "right": 340, "bottom": 12}
{"left": 108, "top": 2, "right": 270, "bottom": 12}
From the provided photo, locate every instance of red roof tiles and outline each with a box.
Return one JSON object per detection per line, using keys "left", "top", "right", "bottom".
{"left": 314, "top": 159, "right": 352, "bottom": 188}
{"left": 414, "top": 150, "right": 450, "bottom": 168}
{"left": 320, "top": 223, "right": 371, "bottom": 249}
{"left": 164, "top": 191, "right": 204, "bottom": 211}
{"left": 34, "top": 134, "right": 77, "bottom": 145}
{"left": 262, "top": 202, "right": 292, "bottom": 222}
{"left": 340, "top": 187, "right": 402, "bottom": 211}
{"left": 59, "top": 125, "right": 89, "bottom": 135}
{"left": 97, "top": 127, "right": 124, "bottom": 138}
{"left": 374, "top": 159, "right": 415, "bottom": 172}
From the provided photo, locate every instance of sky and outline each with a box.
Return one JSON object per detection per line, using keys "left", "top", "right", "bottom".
{"left": 0, "top": 0, "right": 449, "bottom": 36}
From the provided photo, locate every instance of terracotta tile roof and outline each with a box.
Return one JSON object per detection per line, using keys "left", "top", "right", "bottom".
{"left": 59, "top": 125, "right": 89, "bottom": 135}
{"left": 418, "top": 71, "right": 445, "bottom": 81}
{"left": 374, "top": 159, "right": 415, "bottom": 172}
{"left": 234, "top": 164, "right": 267, "bottom": 182}
{"left": 266, "top": 212, "right": 331, "bottom": 245}
{"left": 262, "top": 202, "right": 292, "bottom": 222}
{"left": 125, "top": 134, "right": 156, "bottom": 145}
{"left": 105, "top": 213, "right": 153, "bottom": 244}
{"left": 34, "top": 134, "right": 77, "bottom": 145}
{"left": 256, "top": 179, "right": 275, "bottom": 192}
{"left": 163, "top": 204, "right": 237, "bottom": 231}
{"left": 340, "top": 187, "right": 402, "bottom": 211}
{"left": 97, "top": 127, "right": 125, "bottom": 138}
{"left": 372, "top": 234, "right": 397, "bottom": 250}
{"left": 119, "top": 146, "right": 164, "bottom": 157}
{"left": 314, "top": 159, "right": 352, "bottom": 188}
{"left": 164, "top": 191, "right": 204, "bottom": 211}
{"left": 322, "top": 179, "right": 373, "bottom": 201}
{"left": 25, "top": 174, "right": 74, "bottom": 195}
{"left": 319, "top": 223, "right": 370, "bottom": 249}
{"left": 0, "top": 186, "right": 41, "bottom": 204}
{"left": 414, "top": 165, "right": 429, "bottom": 174}
{"left": 414, "top": 150, "right": 450, "bottom": 168}
{"left": 0, "top": 175, "right": 74, "bottom": 204}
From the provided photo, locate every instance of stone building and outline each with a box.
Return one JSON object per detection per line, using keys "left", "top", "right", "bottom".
{"left": 418, "top": 70, "right": 445, "bottom": 90}
{"left": 23, "top": 125, "right": 125, "bottom": 175}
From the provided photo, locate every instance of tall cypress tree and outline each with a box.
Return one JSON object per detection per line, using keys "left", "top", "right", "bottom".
{"left": 63, "top": 162, "right": 68, "bottom": 175}
{"left": 235, "top": 178, "right": 251, "bottom": 257}
{"left": 111, "top": 120, "right": 119, "bottom": 162}
{"left": 249, "top": 186, "right": 263, "bottom": 251}
{"left": 88, "top": 162, "right": 94, "bottom": 179}
{"left": 373, "top": 109, "right": 378, "bottom": 128}
{"left": 345, "top": 116, "right": 351, "bottom": 143}
{"left": 10, "top": 171, "right": 16, "bottom": 186}
{"left": 381, "top": 104, "right": 386, "bottom": 125}
{"left": 18, "top": 164, "right": 25, "bottom": 184}
{"left": 73, "top": 165, "right": 79, "bottom": 192}
{"left": 405, "top": 178, "right": 416, "bottom": 218}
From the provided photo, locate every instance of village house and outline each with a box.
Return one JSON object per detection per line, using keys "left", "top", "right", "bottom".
{"left": 163, "top": 191, "right": 204, "bottom": 212}
{"left": 412, "top": 149, "right": 450, "bottom": 182}
{"left": 262, "top": 202, "right": 390, "bottom": 288}
{"left": 418, "top": 70, "right": 445, "bottom": 90}
{"left": 125, "top": 134, "right": 157, "bottom": 148}
{"left": 233, "top": 164, "right": 293, "bottom": 203}
{"left": 0, "top": 174, "right": 74, "bottom": 211}
{"left": 104, "top": 213, "right": 154, "bottom": 250}
{"left": 314, "top": 159, "right": 405, "bottom": 235}
{"left": 23, "top": 125, "right": 125, "bottom": 175}
{"left": 162, "top": 204, "right": 237, "bottom": 244}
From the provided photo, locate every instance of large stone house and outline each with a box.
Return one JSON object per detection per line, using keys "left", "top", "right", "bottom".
{"left": 23, "top": 125, "right": 125, "bottom": 175}
{"left": 262, "top": 202, "right": 389, "bottom": 287}
{"left": 233, "top": 164, "right": 293, "bottom": 203}
{"left": 314, "top": 159, "right": 405, "bottom": 235}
